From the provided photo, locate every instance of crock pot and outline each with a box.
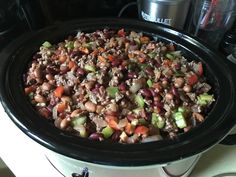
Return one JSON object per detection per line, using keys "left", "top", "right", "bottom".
{"left": 0, "top": 18, "right": 236, "bottom": 177}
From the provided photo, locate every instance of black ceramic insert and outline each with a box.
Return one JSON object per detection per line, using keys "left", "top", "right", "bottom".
{"left": 0, "top": 18, "right": 236, "bottom": 166}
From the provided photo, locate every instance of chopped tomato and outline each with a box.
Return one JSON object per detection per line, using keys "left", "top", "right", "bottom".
{"left": 57, "top": 102, "right": 67, "bottom": 113}
{"left": 187, "top": 74, "right": 198, "bottom": 86}
{"left": 107, "top": 54, "right": 115, "bottom": 62}
{"left": 134, "top": 125, "right": 149, "bottom": 135}
{"left": 54, "top": 85, "right": 64, "bottom": 98}
{"left": 68, "top": 61, "right": 76, "bottom": 69}
{"left": 105, "top": 115, "right": 119, "bottom": 130}
{"left": 197, "top": 62, "right": 203, "bottom": 76}
{"left": 117, "top": 29, "right": 126, "bottom": 37}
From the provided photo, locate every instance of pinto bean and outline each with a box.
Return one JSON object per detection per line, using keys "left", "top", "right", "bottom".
{"left": 174, "top": 77, "right": 185, "bottom": 88}
{"left": 41, "top": 82, "right": 52, "bottom": 91}
{"left": 183, "top": 85, "right": 192, "bottom": 93}
{"left": 60, "top": 118, "right": 70, "bottom": 129}
{"left": 85, "top": 101, "right": 97, "bottom": 112}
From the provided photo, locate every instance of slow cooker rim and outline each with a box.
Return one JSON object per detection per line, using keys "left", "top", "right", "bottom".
{"left": 0, "top": 18, "right": 236, "bottom": 166}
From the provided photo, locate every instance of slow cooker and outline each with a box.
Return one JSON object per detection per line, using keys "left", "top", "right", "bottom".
{"left": 0, "top": 18, "right": 236, "bottom": 177}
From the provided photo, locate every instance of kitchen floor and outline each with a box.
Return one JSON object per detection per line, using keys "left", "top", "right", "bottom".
{"left": 0, "top": 158, "right": 15, "bottom": 177}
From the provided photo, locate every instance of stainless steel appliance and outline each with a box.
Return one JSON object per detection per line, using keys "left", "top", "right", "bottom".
{"left": 137, "top": 0, "right": 191, "bottom": 29}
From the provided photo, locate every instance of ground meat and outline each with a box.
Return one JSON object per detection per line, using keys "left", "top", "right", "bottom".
{"left": 23, "top": 29, "right": 215, "bottom": 143}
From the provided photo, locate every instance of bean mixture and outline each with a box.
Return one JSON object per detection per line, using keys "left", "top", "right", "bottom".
{"left": 23, "top": 29, "right": 215, "bottom": 143}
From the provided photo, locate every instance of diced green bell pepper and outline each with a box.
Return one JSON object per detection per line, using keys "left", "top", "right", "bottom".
{"left": 106, "top": 87, "right": 119, "bottom": 98}
{"left": 165, "top": 53, "right": 175, "bottom": 60}
{"left": 147, "top": 79, "right": 153, "bottom": 87}
{"left": 65, "top": 41, "right": 74, "bottom": 49}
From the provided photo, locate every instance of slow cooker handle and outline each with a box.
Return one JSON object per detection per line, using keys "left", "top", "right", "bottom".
{"left": 219, "top": 56, "right": 236, "bottom": 146}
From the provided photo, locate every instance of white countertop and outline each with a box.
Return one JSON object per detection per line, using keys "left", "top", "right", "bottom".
{"left": 0, "top": 105, "right": 236, "bottom": 177}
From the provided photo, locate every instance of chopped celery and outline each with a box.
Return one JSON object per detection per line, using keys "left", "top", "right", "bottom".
{"left": 173, "top": 111, "right": 187, "bottom": 129}
{"left": 65, "top": 41, "right": 74, "bottom": 49}
{"left": 165, "top": 53, "right": 174, "bottom": 60}
{"left": 175, "top": 119, "right": 187, "bottom": 129}
{"left": 42, "top": 41, "right": 52, "bottom": 48}
{"left": 134, "top": 38, "right": 140, "bottom": 45}
{"left": 151, "top": 113, "right": 165, "bottom": 129}
{"left": 147, "top": 79, "right": 153, "bottom": 87}
{"left": 102, "top": 126, "right": 114, "bottom": 139}
{"left": 71, "top": 116, "right": 87, "bottom": 127}
{"left": 133, "top": 108, "right": 142, "bottom": 115}
{"left": 106, "top": 86, "right": 118, "bottom": 98}
{"left": 170, "top": 51, "right": 181, "bottom": 57}
{"left": 84, "top": 64, "right": 96, "bottom": 72}
{"left": 197, "top": 93, "right": 214, "bottom": 106}
{"left": 135, "top": 95, "right": 145, "bottom": 108}
{"left": 147, "top": 52, "right": 157, "bottom": 59}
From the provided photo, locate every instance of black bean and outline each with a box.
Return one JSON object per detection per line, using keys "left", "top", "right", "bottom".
{"left": 171, "top": 86, "right": 179, "bottom": 97}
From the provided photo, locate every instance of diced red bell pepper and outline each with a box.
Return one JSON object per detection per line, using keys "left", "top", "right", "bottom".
{"left": 24, "top": 86, "right": 35, "bottom": 94}
{"left": 54, "top": 85, "right": 64, "bottom": 98}
{"left": 98, "top": 55, "right": 106, "bottom": 63}
{"left": 125, "top": 123, "right": 134, "bottom": 135}
{"left": 134, "top": 125, "right": 149, "bottom": 135}
{"left": 105, "top": 115, "right": 119, "bottom": 130}
{"left": 107, "top": 54, "right": 115, "bottom": 62}
{"left": 59, "top": 55, "right": 67, "bottom": 63}
{"left": 187, "top": 74, "right": 198, "bottom": 86}
{"left": 117, "top": 29, "right": 126, "bottom": 37}
{"left": 138, "top": 57, "right": 145, "bottom": 63}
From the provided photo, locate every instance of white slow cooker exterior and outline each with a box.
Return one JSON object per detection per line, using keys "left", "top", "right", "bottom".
{"left": 0, "top": 102, "right": 200, "bottom": 177}
{"left": 44, "top": 148, "right": 200, "bottom": 177}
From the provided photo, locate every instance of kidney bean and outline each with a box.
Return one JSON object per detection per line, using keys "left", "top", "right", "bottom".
{"left": 144, "top": 67, "right": 154, "bottom": 76}
{"left": 118, "top": 82, "right": 127, "bottom": 91}
{"left": 128, "top": 72, "right": 137, "bottom": 79}
{"left": 76, "top": 68, "right": 85, "bottom": 76}
{"left": 127, "top": 114, "right": 136, "bottom": 122}
{"left": 171, "top": 86, "right": 179, "bottom": 97}
{"left": 89, "top": 133, "right": 104, "bottom": 141}
{"left": 183, "top": 85, "right": 192, "bottom": 93}
{"left": 111, "top": 130, "right": 122, "bottom": 142}
{"left": 34, "top": 94, "right": 47, "bottom": 103}
{"left": 153, "top": 101, "right": 163, "bottom": 109}
{"left": 140, "top": 88, "right": 152, "bottom": 97}
{"left": 111, "top": 60, "right": 121, "bottom": 67}
{"left": 85, "top": 101, "right": 97, "bottom": 112}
